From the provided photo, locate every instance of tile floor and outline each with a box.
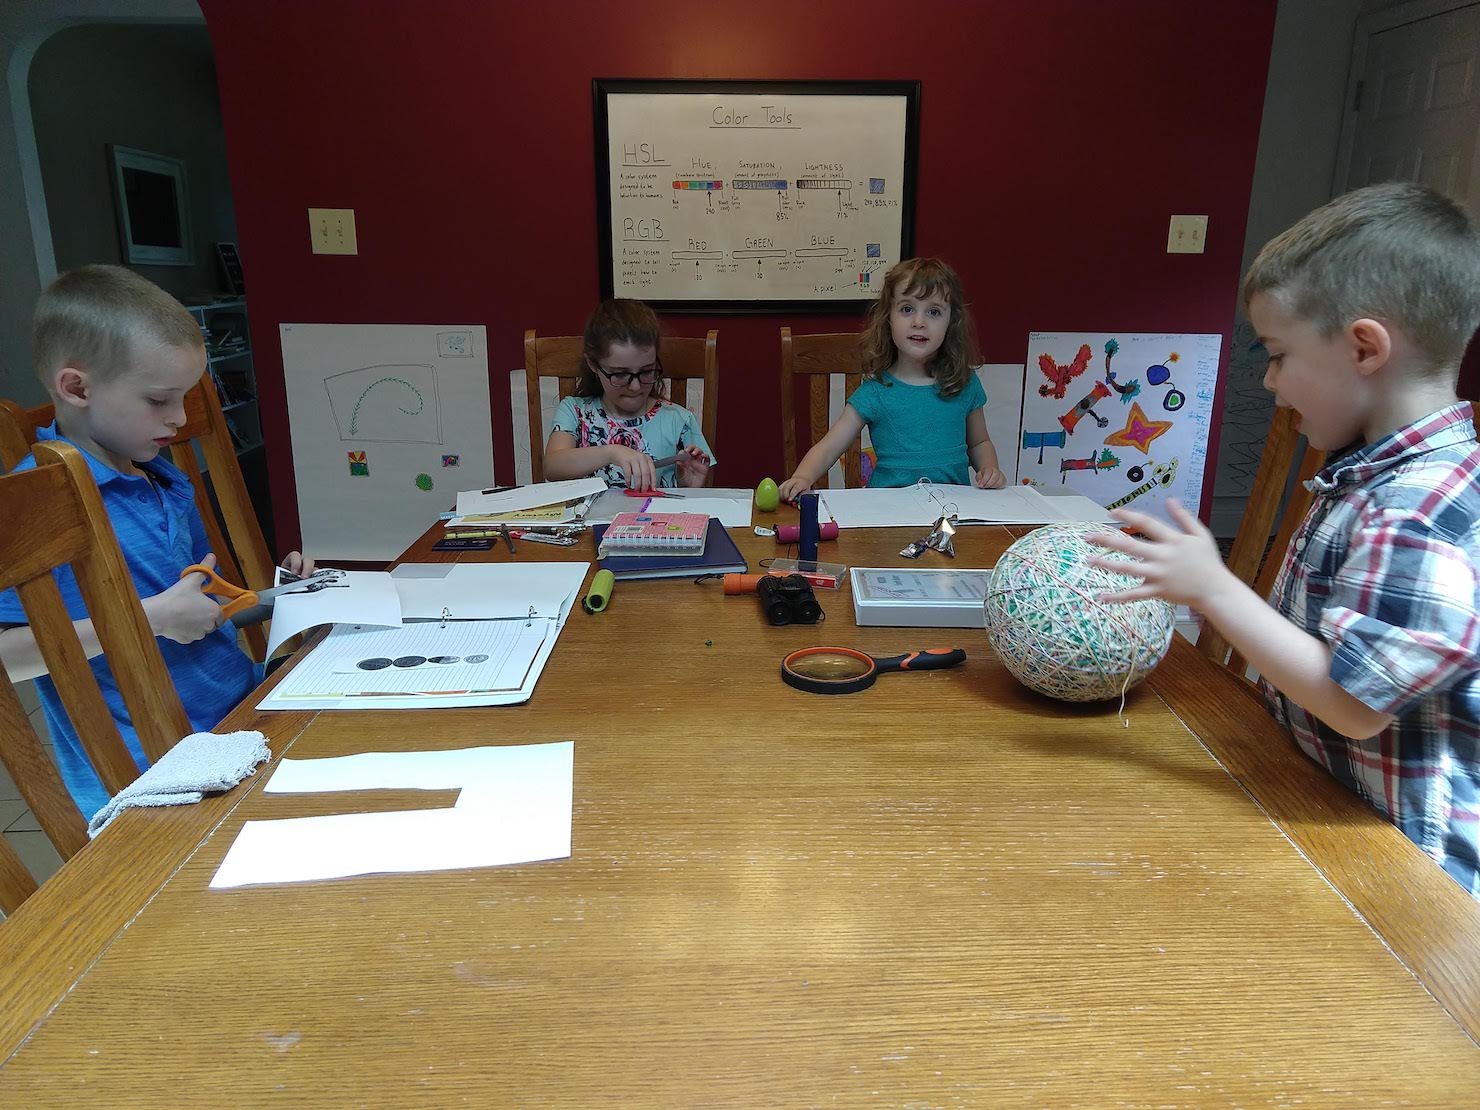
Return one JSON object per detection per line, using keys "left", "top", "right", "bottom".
{"left": 3, "top": 681, "right": 64, "bottom": 901}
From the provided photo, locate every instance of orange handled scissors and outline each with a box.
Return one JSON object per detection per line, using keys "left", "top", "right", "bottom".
{"left": 178, "top": 562, "right": 259, "bottom": 618}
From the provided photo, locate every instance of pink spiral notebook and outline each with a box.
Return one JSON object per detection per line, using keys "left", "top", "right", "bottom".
{"left": 597, "top": 511, "right": 710, "bottom": 556}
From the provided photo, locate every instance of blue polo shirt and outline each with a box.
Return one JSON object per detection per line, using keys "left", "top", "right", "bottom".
{"left": 0, "top": 425, "right": 259, "bottom": 819}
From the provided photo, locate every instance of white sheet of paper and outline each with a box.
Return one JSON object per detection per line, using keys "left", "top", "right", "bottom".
{"left": 265, "top": 742, "right": 569, "bottom": 794}
{"left": 639, "top": 499, "right": 751, "bottom": 528}
{"left": 266, "top": 571, "right": 403, "bottom": 659}
{"left": 818, "top": 484, "right": 1101, "bottom": 528}
{"left": 391, "top": 562, "right": 588, "bottom": 621}
{"left": 584, "top": 486, "right": 755, "bottom": 525}
{"left": 1037, "top": 492, "right": 1117, "bottom": 523}
{"left": 455, "top": 478, "right": 605, "bottom": 517}
{"left": 210, "top": 742, "right": 574, "bottom": 889}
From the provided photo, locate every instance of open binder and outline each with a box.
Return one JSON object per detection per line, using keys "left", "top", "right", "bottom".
{"left": 257, "top": 563, "right": 589, "bottom": 710}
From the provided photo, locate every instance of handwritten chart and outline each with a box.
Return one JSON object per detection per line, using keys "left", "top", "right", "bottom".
{"left": 597, "top": 82, "right": 917, "bottom": 309}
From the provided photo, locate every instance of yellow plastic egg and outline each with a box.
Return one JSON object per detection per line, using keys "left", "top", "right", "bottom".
{"left": 755, "top": 477, "right": 780, "bottom": 512}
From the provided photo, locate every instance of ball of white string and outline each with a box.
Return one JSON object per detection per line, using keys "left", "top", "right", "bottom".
{"left": 984, "top": 522, "right": 1175, "bottom": 703}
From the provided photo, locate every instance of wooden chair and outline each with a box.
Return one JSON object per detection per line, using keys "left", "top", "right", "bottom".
{"left": 0, "top": 440, "right": 193, "bottom": 913}
{"left": 780, "top": 328, "right": 866, "bottom": 489}
{"left": 0, "top": 399, "right": 48, "bottom": 472}
{"left": 521, "top": 330, "right": 719, "bottom": 485}
{"left": 1197, "top": 405, "right": 1325, "bottom": 675}
{"left": 0, "top": 376, "right": 274, "bottom": 660}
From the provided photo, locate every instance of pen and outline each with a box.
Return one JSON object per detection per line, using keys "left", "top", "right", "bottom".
{"left": 499, "top": 524, "right": 517, "bottom": 554}
{"left": 479, "top": 484, "right": 517, "bottom": 495}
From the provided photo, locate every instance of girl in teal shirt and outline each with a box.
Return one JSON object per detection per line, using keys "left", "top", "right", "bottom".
{"left": 778, "top": 258, "right": 1007, "bottom": 498}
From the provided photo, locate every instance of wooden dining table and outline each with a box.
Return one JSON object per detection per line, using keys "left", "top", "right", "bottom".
{"left": 1, "top": 513, "right": 1478, "bottom": 1106}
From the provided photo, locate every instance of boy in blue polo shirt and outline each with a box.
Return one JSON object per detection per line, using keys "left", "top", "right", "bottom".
{"left": 0, "top": 265, "right": 310, "bottom": 819}
{"left": 1088, "top": 182, "right": 1480, "bottom": 896}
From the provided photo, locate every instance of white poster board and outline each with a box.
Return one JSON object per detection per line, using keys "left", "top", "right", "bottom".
{"left": 280, "top": 324, "right": 493, "bottom": 561}
{"left": 597, "top": 81, "right": 917, "bottom": 309}
{"left": 1017, "top": 333, "right": 1221, "bottom": 522}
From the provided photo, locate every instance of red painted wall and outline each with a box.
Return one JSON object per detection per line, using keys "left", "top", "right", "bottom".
{"left": 200, "top": 0, "right": 1277, "bottom": 553}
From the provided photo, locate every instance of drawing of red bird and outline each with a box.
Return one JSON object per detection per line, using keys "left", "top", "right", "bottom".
{"left": 1038, "top": 343, "right": 1092, "bottom": 399}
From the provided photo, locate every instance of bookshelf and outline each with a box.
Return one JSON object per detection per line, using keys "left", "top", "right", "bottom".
{"left": 185, "top": 297, "right": 275, "bottom": 551}
{"left": 187, "top": 298, "right": 261, "bottom": 455}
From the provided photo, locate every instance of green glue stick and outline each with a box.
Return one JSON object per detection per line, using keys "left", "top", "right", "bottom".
{"left": 583, "top": 569, "right": 616, "bottom": 614}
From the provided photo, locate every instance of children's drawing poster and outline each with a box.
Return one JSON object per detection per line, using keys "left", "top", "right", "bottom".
{"left": 280, "top": 324, "right": 493, "bottom": 561}
{"left": 1018, "top": 333, "right": 1220, "bottom": 522}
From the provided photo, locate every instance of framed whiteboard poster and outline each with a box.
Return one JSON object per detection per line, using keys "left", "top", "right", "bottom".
{"left": 594, "top": 79, "right": 920, "bottom": 313}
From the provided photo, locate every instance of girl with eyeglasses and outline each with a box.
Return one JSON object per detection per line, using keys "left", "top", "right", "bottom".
{"left": 543, "top": 299, "right": 715, "bottom": 490}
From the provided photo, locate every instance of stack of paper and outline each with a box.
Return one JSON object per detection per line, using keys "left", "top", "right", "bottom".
{"left": 445, "top": 478, "right": 606, "bottom": 530}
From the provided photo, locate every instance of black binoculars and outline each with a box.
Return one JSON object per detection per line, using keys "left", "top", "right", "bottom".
{"left": 756, "top": 573, "right": 823, "bottom": 626}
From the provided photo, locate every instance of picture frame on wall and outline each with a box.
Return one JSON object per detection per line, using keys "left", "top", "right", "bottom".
{"left": 593, "top": 78, "right": 920, "bottom": 313}
{"left": 107, "top": 144, "right": 193, "bottom": 267}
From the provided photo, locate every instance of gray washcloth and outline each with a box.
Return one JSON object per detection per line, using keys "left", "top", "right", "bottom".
{"left": 88, "top": 729, "right": 271, "bottom": 838}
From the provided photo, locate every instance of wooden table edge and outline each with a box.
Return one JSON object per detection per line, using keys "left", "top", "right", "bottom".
{"left": 1149, "top": 636, "right": 1480, "bottom": 1044}
{"left": 0, "top": 637, "right": 328, "bottom": 1060}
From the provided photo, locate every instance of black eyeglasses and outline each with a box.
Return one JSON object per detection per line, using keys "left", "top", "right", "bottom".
{"left": 591, "top": 358, "right": 662, "bottom": 387}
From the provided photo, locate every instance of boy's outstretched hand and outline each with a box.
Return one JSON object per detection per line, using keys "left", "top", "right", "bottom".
{"left": 1084, "top": 499, "right": 1234, "bottom": 607}
{"left": 145, "top": 552, "right": 227, "bottom": 644}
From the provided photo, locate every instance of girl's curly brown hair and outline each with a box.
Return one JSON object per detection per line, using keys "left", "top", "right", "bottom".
{"left": 858, "top": 258, "right": 978, "bottom": 397}
{"left": 574, "top": 299, "right": 666, "bottom": 400}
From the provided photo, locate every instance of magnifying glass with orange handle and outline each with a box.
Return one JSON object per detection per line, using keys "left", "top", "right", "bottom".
{"left": 780, "top": 646, "right": 966, "bottom": 694}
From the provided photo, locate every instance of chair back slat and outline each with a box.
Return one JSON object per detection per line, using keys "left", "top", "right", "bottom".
{"left": 780, "top": 328, "right": 865, "bottom": 489}
{"left": 1197, "top": 405, "right": 1327, "bottom": 676}
{"left": 0, "top": 399, "right": 36, "bottom": 472}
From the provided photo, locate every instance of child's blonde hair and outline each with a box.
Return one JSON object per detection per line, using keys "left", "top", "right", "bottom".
{"left": 859, "top": 258, "right": 978, "bottom": 397}
{"left": 1242, "top": 181, "right": 1480, "bottom": 374}
{"left": 575, "top": 299, "right": 665, "bottom": 400}
{"left": 33, "top": 264, "right": 203, "bottom": 386}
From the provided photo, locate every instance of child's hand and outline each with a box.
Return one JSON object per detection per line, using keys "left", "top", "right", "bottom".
{"left": 974, "top": 465, "right": 1008, "bottom": 489}
{"left": 607, "top": 446, "right": 657, "bottom": 492}
{"left": 1084, "top": 499, "right": 1233, "bottom": 607}
{"left": 145, "top": 553, "right": 228, "bottom": 644}
{"left": 777, "top": 475, "right": 812, "bottom": 502}
{"left": 675, "top": 445, "right": 710, "bottom": 488}
{"left": 281, "top": 551, "right": 314, "bottom": 579}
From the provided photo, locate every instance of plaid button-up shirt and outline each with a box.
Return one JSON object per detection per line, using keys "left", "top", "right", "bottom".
{"left": 1261, "top": 403, "right": 1480, "bottom": 896}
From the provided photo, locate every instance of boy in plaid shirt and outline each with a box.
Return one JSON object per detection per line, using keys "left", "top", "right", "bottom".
{"left": 1089, "top": 182, "right": 1480, "bottom": 896}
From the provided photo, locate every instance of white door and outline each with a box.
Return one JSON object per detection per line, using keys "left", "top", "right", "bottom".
{"left": 1340, "top": 3, "right": 1480, "bottom": 213}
